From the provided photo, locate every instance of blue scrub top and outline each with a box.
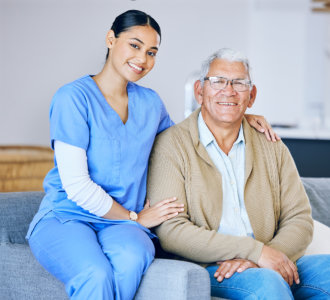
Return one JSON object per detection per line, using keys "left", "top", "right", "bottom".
{"left": 27, "top": 75, "right": 173, "bottom": 238}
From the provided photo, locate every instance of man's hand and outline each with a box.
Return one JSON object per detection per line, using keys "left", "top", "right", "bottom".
{"left": 214, "top": 259, "right": 258, "bottom": 282}
{"left": 258, "top": 245, "right": 300, "bottom": 286}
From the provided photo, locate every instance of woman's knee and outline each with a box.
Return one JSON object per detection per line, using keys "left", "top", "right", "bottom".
{"left": 119, "top": 227, "right": 155, "bottom": 267}
{"left": 100, "top": 224, "right": 155, "bottom": 273}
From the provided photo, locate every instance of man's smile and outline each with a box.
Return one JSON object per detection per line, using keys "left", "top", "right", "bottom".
{"left": 216, "top": 102, "right": 237, "bottom": 106}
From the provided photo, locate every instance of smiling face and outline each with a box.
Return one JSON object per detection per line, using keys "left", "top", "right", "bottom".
{"left": 194, "top": 58, "right": 257, "bottom": 131}
{"left": 106, "top": 25, "right": 160, "bottom": 82}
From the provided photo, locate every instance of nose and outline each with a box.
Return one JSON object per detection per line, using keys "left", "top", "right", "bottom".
{"left": 220, "top": 80, "right": 236, "bottom": 95}
{"left": 136, "top": 51, "right": 147, "bottom": 63}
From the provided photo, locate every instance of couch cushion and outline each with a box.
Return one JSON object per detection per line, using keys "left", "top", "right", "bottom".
{"left": 302, "top": 177, "right": 330, "bottom": 227}
{"left": 0, "top": 243, "right": 67, "bottom": 300}
{"left": 0, "top": 191, "right": 44, "bottom": 244}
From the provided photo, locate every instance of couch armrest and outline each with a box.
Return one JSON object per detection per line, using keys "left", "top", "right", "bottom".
{"left": 135, "top": 258, "right": 210, "bottom": 300}
{"left": 305, "top": 220, "right": 330, "bottom": 255}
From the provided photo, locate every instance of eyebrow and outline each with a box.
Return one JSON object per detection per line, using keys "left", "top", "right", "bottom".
{"left": 130, "top": 38, "right": 158, "bottom": 51}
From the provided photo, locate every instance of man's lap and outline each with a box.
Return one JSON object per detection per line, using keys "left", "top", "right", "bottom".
{"left": 206, "top": 265, "right": 292, "bottom": 299}
{"left": 206, "top": 254, "right": 330, "bottom": 300}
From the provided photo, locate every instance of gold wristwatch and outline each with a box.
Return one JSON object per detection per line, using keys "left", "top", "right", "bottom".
{"left": 129, "top": 211, "right": 138, "bottom": 221}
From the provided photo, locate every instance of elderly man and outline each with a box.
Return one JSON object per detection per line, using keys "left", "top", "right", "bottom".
{"left": 147, "top": 48, "right": 330, "bottom": 299}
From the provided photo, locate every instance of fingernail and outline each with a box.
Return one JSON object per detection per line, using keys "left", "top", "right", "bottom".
{"left": 180, "top": 208, "right": 184, "bottom": 211}
{"left": 297, "top": 279, "right": 300, "bottom": 284}
{"left": 217, "top": 276, "right": 223, "bottom": 282}
{"left": 237, "top": 268, "right": 242, "bottom": 272}
{"left": 225, "top": 273, "right": 230, "bottom": 278}
{"left": 214, "top": 272, "right": 219, "bottom": 277}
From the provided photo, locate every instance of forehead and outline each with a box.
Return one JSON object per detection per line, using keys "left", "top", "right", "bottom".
{"left": 120, "top": 25, "right": 160, "bottom": 47}
{"left": 208, "top": 59, "right": 248, "bottom": 78}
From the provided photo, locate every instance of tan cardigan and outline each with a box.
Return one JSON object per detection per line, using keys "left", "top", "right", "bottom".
{"left": 147, "top": 109, "right": 313, "bottom": 264}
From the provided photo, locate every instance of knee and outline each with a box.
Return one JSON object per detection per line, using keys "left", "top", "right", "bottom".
{"left": 122, "top": 232, "right": 155, "bottom": 267}
{"left": 253, "top": 269, "right": 292, "bottom": 298}
{"left": 116, "top": 227, "right": 155, "bottom": 272}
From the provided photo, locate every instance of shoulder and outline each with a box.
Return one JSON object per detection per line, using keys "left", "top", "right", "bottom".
{"left": 153, "top": 114, "right": 195, "bottom": 151}
{"left": 55, "top": 75, "right": 91, "bottom": 97}
{"left": 51, "top": 76, "right": 91, "bottom": 107}
{"left": 243, "top": 118, "right": 287, "bottom": 159}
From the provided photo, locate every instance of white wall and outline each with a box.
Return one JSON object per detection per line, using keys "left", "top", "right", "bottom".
{"left": 247, "top": 0, "right": 328, "bottom": 130}
{"left": 0, "top": 0, "right": 328, "bottom": 145}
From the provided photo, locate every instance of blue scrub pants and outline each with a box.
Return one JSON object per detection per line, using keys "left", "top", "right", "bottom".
{"left": 29, "top": 214, "right": 155, "bottom": 300}
{"left": 206, "top": 254, "right": 330, "bottom": 299}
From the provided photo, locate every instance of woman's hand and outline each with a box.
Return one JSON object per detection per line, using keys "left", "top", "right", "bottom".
{"left": 245, "top": 114, "right": 280, "bottom": 142}
{"left": 214, "top": 259, "right": 258, "bottom": 282}
{"left": 137, "top": 197, "right": 184, "bottom": 228}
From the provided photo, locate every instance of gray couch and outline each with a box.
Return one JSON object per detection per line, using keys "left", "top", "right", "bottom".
{"left": 1, "top": 177, "right": 329, "bottom": 300}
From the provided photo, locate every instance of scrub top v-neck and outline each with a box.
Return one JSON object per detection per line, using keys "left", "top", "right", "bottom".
{"left": 27, "top": 75, "right": 173, "bottom": 238}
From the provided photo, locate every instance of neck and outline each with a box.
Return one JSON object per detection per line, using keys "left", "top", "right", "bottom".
{"left": 201, "top": 112, "right": 242, "bottom": 155}
{"left": 93, "top": 59, "right": 128, "bottom": 98}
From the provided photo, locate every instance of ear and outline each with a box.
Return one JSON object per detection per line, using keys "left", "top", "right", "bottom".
{"left": 247, "top": 85, "right": 257, "bottom": 108}
{"left": 194, "top": 80, "right": 204, "bottom": 105}
{"left": 106, "top": 30, "right": 116, "bottom": 49}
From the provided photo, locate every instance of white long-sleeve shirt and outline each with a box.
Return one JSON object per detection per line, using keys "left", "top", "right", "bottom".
{"left": 54, "top": 140, "right": 113, "bottom": 216}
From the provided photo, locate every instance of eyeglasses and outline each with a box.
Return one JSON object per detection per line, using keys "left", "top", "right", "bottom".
{"left": 204, "top": 76, "right": 252, "bottom": 92}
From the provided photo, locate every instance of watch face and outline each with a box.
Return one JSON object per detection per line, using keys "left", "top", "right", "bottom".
{"left": 129, "top": 211, "right": 138, "bottom": 221}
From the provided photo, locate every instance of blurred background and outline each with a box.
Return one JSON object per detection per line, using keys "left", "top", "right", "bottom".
{"left": 1, "top": 0, "right": 330, "bottom": 189}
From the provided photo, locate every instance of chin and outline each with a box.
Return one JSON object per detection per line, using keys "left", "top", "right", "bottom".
{"left": 127, "top": 72, "right": 147, "bottom": 82}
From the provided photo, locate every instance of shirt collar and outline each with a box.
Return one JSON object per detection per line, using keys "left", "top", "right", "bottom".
{"left": 198, "top": 112, "right": 245, "bottom": 148}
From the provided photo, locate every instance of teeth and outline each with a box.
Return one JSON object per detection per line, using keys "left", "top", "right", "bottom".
{"left": 217, "top": 102, "right": 236, "bottom": 106}
{"left": 128, "top": 62, "right": 142, "bottom": 71}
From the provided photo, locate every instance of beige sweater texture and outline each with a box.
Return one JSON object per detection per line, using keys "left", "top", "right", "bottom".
{"left": 147, "top": 109, "right": 313, "bottom": 265}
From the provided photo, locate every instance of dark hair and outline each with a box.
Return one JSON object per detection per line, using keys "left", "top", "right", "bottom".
{"left": 106, "top": 10, "right": 161, "bottom": 60}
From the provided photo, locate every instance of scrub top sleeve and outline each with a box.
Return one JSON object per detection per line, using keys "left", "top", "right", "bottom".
{"left": 49, "top": 85, "right": 89, "bottom": 151}
{"left": 156, "top": 97, "right": 175, "bottom": 134}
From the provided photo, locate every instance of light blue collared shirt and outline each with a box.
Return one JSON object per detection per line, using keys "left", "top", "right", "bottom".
{"left": 198, "top": 112, "right": 254, "bottom": 237}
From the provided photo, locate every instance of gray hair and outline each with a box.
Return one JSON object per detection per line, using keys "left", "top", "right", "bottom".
{"left": 199, "top": 48, "right": 252, "bottom": 86}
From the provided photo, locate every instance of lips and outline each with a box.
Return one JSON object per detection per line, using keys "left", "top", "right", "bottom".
{"left": 128, "top": 62, "right": 144, "bottom": 74}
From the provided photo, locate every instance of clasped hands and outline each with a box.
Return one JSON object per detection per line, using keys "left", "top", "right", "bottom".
{"left": 214, "top": 245, "right": 300, "bottom": 286}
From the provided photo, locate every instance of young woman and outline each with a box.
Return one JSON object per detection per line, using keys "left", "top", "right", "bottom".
{"left": 27, "top": 10, "right": 279, "bottom": 300}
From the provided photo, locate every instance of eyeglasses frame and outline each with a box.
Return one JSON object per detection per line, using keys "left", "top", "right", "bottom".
{"left": 203, "top": 76, "right": 253, "bottom": 92}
